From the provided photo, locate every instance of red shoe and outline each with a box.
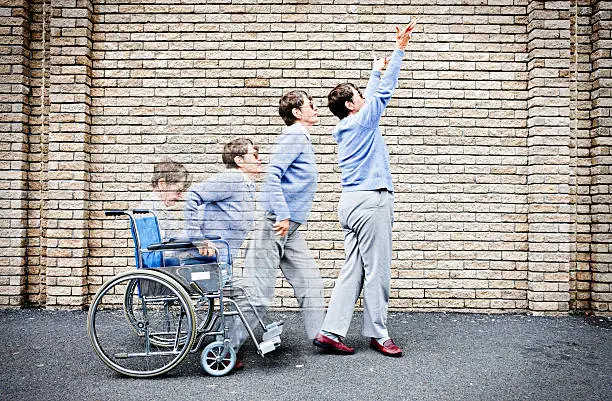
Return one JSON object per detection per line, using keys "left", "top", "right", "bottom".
{"left": 313, "top": 333, "right": 355, "bottom": 354}
{"left": 370, "top": 338, "right": 403, "bottom": 357}
{"left": 232, "top": 360, "right": 244, "bottom": 371}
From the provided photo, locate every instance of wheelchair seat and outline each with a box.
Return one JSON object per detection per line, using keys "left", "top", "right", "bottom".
{"left": 127, "top": 210, "right": 232, "bottom": 290}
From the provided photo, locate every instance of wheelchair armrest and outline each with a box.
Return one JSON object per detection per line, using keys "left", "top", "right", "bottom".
{"left": 177, "top": 235, "right": 221, "bottom": 241}
{"left": 147, "top": 241, "right": 195, "bottom": 251}
{"left": 167, "top": 236, "right": 231, "bottom": 265}
{"left": 168, "top": 235, "right": 222, "bottom": 243}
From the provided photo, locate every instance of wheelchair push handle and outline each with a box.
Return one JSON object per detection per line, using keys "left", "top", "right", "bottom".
{"left": 105, "top": 210, "right": 125, "bottom": 216}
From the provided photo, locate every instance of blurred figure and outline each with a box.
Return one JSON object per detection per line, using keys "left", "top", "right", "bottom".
{"left": 183, "top": 137, "right": 262, "bottom": 259}
{"left": 139, "top": 159, "right": 191, "bottom": 239}
{"left": 229, "top": 90, "right": 325, "bottom": 361}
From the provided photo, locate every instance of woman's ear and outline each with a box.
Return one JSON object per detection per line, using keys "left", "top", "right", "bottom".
{"left": 292, "top": 108, "right": 301, "bottom": 119}
{"left": 156, "top": 178, "right": 167, "bottom": 191}
{"left": 234, "top": 155, "right": 245, "bottom": 169}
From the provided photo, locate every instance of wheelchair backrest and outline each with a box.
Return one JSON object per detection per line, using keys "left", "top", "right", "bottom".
{"left": 130, "top": 215, "right": 162, "bottom": 268}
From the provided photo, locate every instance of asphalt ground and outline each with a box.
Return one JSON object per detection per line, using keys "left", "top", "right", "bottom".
{"left": 1, "top": 309, "right": 610, "bottom": 401}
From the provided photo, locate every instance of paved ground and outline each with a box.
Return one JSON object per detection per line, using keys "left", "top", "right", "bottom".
{"left": 0, "top": 309, "right": 610, "bottom": 401}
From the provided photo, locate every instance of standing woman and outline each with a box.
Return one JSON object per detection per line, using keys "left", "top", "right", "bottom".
{"left": 314, "top": 20, "right": 419, "bottom": 357}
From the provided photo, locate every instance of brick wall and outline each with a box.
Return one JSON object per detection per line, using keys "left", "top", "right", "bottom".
{"left": 0, "top": 0, "right": 610, "bottom": 315}
{"left": 44, "top": 0, "right": 93, "bottom": 308}
{"left": 590, "top": 0, "right": 611, "bottom": 313}
{"left": 26, "top": 0, "right": 49, "bottom": 306}
{"left": 0, "top": 0, "right": 30, "bottom": 306}
{"left": 526, "top": 0, "right": 572, "bottom": 313}
{"left": 570, "top": 0, "right": 594, "bottom": 312}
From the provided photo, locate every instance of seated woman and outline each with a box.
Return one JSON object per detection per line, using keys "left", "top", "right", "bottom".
{"left": 139, "top": 159, "right": 191, "bottom": 238}
{"left": 137, "top": 159, "right": 196, "bottom": 267}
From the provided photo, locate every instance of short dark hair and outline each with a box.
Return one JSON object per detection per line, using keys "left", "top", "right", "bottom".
{"left": 151, "top": 160, "right": 191, "bottom": 190}
{"left": 279, "top": 90, "right": 311, "bottom": 126}
{"left": 222, "top": 137, "right": 255, "bottom": 169}
{"left": 328, "top": 83, "right": 360, "bottom": 120}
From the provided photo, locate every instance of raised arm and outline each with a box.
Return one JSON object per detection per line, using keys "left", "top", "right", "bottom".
{"left": 364, "top": 55, "right": 391, "bottom": 99}
{"left": 358, "top": 19, "right": 418, "bottom": 127}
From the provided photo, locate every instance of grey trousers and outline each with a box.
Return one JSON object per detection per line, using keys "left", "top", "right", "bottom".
{"left": 229, "top": 213, "right": 325, "bottom": 351}
{"left": 321, "top": 189, "right": 393, "bottom": 339}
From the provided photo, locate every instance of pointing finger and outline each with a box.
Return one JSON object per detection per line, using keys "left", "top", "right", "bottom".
{"left": 408, "top": 17, "right": 418, "bottom": 30}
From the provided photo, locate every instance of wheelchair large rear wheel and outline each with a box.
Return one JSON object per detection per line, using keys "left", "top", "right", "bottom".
{"left": 88, "top": 270, "right": 196, "bottom": 377}
{"left": 124, "top": 278, "right": 214, "bottom": 343}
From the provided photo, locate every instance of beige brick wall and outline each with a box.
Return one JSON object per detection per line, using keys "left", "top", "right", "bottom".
{"left": 526, "top": 0, "right": 572, "bottom": 314}
{"left": 25, "top": 0, "right": 49, "bottom": 307}
{"left": 45, "top": 0, "right": 93, "bottom": 308}
{"left": 0, "top": 0, "right": 30, "bottom": 307}
{"left": 0, "top": 0, "right": 610, "bottom": 315}
{"left": 590, "top": 0, "right": 611, "bottom": 313}
{"left": 569, "top": 0, "right": 593, "bottom": 312}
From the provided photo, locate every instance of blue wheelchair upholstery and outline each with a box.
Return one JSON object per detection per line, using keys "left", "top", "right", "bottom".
{"left": 131, "top": 216, "right": 163, "bottom": 268}
{"left": 131, "top": 215, "right": 217, "bottom": 268}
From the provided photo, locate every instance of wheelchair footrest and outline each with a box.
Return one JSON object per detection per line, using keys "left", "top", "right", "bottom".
{"left": 259, "top": 336, "right": 281, "bottom": 355}
{"left": 262, "top": 321, "right": 283, "bottom": 342}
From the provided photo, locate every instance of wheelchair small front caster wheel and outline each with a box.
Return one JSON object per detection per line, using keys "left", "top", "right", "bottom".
{"left": 201, "top": 341, "right": 236, "bottom": 376}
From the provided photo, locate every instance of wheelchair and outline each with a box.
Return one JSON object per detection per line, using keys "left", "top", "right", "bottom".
{"left": 87, "top": 209, "right": 283, "bottom": 377}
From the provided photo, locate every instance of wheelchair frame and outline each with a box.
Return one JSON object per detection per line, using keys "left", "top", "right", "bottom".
{"left": 87, "top": 209, "right": 283, "bottom": 377}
